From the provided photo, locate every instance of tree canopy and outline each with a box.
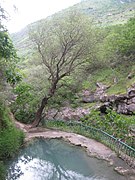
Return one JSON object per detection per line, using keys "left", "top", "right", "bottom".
{"left": 29, "top": 10, "right": 97, "bottom": 126}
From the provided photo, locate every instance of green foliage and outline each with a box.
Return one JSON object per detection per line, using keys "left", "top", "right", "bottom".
{"left": 45, "top": 120, "right": 83, "bottom": 135}
{"left": 48, "top": 76, "right": 81, "bottom": 108}
{"left": 0, "top": 102, "right": 24, "bottom": 158}
{"left": 0, "top": 102, "right": 24, "bottom": 179}
{"left": 0, "top": 161, "right": 6, "bottom": 180}
{"left": 0, "top": 31, "right": 16, "bottom": 59}
{"left": 102, "top": 17, "right": 135, "bottom": 62}
{"left": 0, "top": 6, "right": 22, "bottom": 88}
{"left": 81, "top": 109, "right": 135, "bottom": 147}
{"left": 5, "top": 68, "right": 22, "bottom": 87}
{"left": 11, "top": 83, "right": 38, "bottom": 123}
{"left": 0, "top": 126, "right": 24, "bottom": 158}
{"left": 113, "top": 18, "right": 135, "bottom": 56}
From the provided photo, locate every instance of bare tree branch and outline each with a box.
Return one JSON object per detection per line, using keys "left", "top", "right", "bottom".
{"left": 29, "top": 10, "right": 96, "bottom": 127}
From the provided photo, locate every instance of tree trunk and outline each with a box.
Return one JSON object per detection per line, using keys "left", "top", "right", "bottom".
{"left": 31, "top": 80, "right": 58, "bottom": 128}
{"left": 31, "top": 97, "right": 48, "bottom": 127}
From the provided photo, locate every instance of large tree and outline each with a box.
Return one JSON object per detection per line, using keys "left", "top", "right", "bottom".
{"left": 29, "top": 10, "right": 97, "bottom": 127}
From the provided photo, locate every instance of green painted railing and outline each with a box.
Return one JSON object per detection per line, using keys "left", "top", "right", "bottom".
{"left": 45, "top": 120, "right": 135, "bottom": 168}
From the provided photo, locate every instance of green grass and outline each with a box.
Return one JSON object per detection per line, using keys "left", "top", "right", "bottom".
{"left": 82, "top": 60, "right": 135, "bottom": 95}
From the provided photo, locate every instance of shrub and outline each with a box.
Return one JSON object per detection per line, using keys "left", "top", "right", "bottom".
{"left": 11, "top": 82, "right": 38, "bottom": 123}
{"left": 81, "top": 109, "right": 135, "bottom": 147}
{"left": 0, "top": 161, "right": 6, "bottom": 180}
{"left": 0, "top": 102, "right": 24, "bottom": 178}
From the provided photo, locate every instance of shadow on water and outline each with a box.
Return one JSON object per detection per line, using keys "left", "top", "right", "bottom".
{"left": 6, "top": 138, "right": 127, "bottom": 180}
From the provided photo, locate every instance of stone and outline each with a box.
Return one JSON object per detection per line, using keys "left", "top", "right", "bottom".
{"left": 100, "top": 102, "right": 110, "bottom": 113}
{"left": 117, "top": 103, "right": 128, "bottom": 114}
{"left": 100, "top": 95, "right": 109, "bottom": 102}
{"left": 131, "top": 97, "right": 135, "bottom": 103}
{"left": 82, "top": 94, "right": 95, "bottom": 103}
{"left": 127, "top": 104, "right": 135, "bottom": 113}
{"left": 82, "top": 90, "right": 91, "bottom": 96}
{"left": 96, "top": 82, "right": 110, "bottom": 90}
{"left": 129, "top": 90, "right": 135, "bottom": 97}
{"left": 45, "top": 107, "right": 90, "bottom": 121}
{"left": 127, "top": 87, "right": 135, "bottom": 97}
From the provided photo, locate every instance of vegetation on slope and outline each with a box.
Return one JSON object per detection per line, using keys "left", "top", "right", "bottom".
{"left": 11, "top": 0, "right": 135, "bottom": 56}
{"left": 0, "top": 102, "right": 24, "bottom": 179}
{"left": 0, "top": 6, "right": 24, "bottom": 179}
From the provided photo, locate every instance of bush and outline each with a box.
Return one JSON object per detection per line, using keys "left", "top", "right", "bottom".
{"left": 81, "top": 109, "right": 135, "bottom": 147}
{"left": 0, "top": 102, "right": 24, "bottom": 178}
{"left": 0, "top": 127, "right": 24, "bottom": 159}
{"left": 0, "top": 161, "right": 6, "bottom": 180}
{"left": 11, "top": 82, "right": 38, "bottom": 123}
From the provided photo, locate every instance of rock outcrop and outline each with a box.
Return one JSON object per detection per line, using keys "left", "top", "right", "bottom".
{"left": 82, "top": 83, "right": 135, "bottom": 115}
{"left": 45, "top": 107, "right": 90, "bottom": 121}
{"left": 82, "top": 83, "right": 110, "bottom": 103}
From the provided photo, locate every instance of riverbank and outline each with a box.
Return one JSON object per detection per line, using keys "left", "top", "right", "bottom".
{"left": 11, "top": 115, "right": 135, "bottom": 179}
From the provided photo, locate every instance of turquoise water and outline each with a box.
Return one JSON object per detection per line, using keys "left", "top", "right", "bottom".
{"left": 6, "top": 138, "right": 127, "bottom": 180}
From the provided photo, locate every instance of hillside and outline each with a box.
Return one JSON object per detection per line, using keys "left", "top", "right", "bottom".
{"left": 74, "top": 0, "right": 135, "bottom": 25}
{"left": 10, "top": 0, "right": 135, "bottom": 95}
{"left": 9, "top": 0, "right": 135, "bottom": 95}
{"left": 11, "top": 0, "right": 135, "bottom": 56}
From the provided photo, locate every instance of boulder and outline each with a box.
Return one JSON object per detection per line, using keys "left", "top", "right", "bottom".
{"left": 131, "top": 97, "right": 135, "bottom": 103}
{"left": 127, "top": 85, "right": 135, "bottom": 97}
{"left": 128, "top": 89, "right": 135, "bottom": 97}
{"left": 127, "top": 104, "right": 135, "bottom": 113}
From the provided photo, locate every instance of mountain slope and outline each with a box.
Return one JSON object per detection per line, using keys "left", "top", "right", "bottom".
{"left": 73, "top": 0, "right": 135, "bottom": 25}
{"left": 11, "top": 0, "right": 135, "bottom": 56}
{"left": 10, "top": 0, "right": 135, "bottom": 96}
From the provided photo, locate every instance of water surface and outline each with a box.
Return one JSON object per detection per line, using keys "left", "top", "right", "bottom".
{"left": 7, "top": 138, "right": 127, "bottom": 180}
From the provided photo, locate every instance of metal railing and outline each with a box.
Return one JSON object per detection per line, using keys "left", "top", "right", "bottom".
{"left": 45, "top": 120, "right": 135, "bottom": 167}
